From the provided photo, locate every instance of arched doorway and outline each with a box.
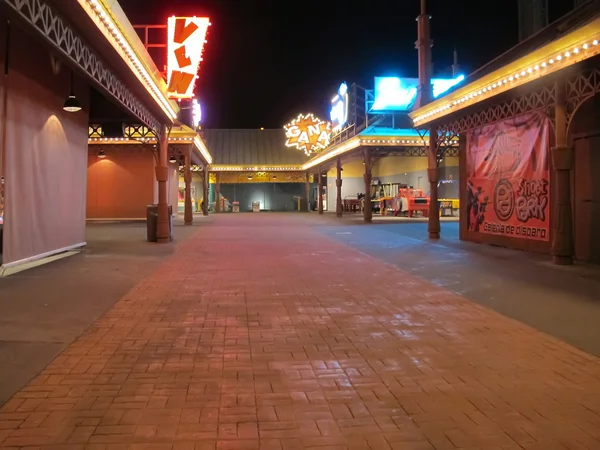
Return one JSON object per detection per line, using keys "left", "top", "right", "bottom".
{"left": 570, "top": 94, "right": 600, "bottom": 262}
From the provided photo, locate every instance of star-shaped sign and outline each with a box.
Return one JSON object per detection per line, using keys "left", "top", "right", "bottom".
{"left": 284, "top": 113, "right": 331, "bottom": 155}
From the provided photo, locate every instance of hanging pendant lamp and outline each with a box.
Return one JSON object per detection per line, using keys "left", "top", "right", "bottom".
{"left": 63, "top": 70, "right": 82, "bottom": 113}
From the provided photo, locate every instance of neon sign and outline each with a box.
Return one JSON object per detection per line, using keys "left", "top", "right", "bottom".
{"left": 371, "top": 75, "right": 465, "bottom": 111}
{"left": 167, "top": 16, "right": 210, "bottom": 99}
{"left": 330, "top": 82, "right": 348, "bottom": 133}
{"left": 284, "top": 113, "right": 331, "bottom": 155}
{"left": 192, "top": 98, "right": 201, "bottom": 129}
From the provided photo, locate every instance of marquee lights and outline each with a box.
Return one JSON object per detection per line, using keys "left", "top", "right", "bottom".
{"left": 411, "top": 33, "right": 600, "bottom": 125}
{"left": 167, "top": 16, "right": 210, "bottom": 99}
{"left": 192, "top": 99, "right": 202, "bottom": 129}
{"left": 330, "top": 82, "right": 349, "bottom": 133}
{"left": 79, "top": 0, "right": 178, "bottom": 120}
{"left": 284, "top": 113, "right": 331, "bottom": 155}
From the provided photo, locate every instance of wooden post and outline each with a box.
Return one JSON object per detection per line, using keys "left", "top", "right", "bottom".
{"left": 427, "top": 126, "right": 440, "bottom": 239}
{"left": 183, "top": 150, "right": 193, "bottom": 225}
{"left": 317, "top": 169, "right": 324, "bottom": 214}
{"left": 336, "top": 158, "right": 343, "bottom": 217}
{"left": 202, "top": 165, "right": 209, "bottom": 216}
{"left": 551, "top": 80, "right": 574, "bottom": 265}
{"left": 215, "top": 173, "right": 221, "bottom": 213}
{"left": 305, "top": 172, "right": 311, "bottom": 211}
{"left": 156, "top": 125, "right": 170, "bottom": 242}
{"left": 363, "top": 148, "right": 372, "bottom": 223}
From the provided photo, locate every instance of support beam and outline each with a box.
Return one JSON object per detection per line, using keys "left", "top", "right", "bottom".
{"left": 336, "top": 158, "right": 343, "bottom": 217}
{"left": 305, "top": 172, "right": 311, "bottom": 212}
{"left": 317, "top": 169, "right": 324, "bottom": 214}
{"left": 427, "top": 126, "right": 440, "bottom": 239}
{"left": 183, "top": 151, "right": 193, "bottom": 225}
{"left": 215, "top": 173, "right": 221, "bottom": 213}
{"left": 156, "top": 125, "right": 170, "bottom": 243}
{"left": 363, "top": 148, "right": 372, "bottom": 223}
{"left": 415, "top": 0, "right": 433, "bottom": 109}
{"left": 551, "top": 80, "right": 574, "bottom": 265}
{"left": 202, "top": 166, "right": 209, "bottom": 216}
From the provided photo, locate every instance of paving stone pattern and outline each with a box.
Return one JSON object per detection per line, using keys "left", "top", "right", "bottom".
{"left": 1, "top": 214, "right": 599, "bottom": 450}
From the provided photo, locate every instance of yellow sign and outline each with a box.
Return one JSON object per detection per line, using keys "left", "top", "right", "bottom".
{"left": 284, "top": 113, "right": 331, "bottom": 155}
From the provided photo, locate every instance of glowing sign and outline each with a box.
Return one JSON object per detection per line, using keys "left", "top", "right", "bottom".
{"left": 371, "top": 75, "right": 465, "bottom": 111}
{"left": 167, "top": 16, "right": 210, "bottom": 99}
{"left": 284, "top": 113, "right": 331, "bottom": 155}
{"left": 192, "top": 98, "right": 201, "bottom": 129}
{"left": 330, "top": 82, "right": 348, "bottom": 133}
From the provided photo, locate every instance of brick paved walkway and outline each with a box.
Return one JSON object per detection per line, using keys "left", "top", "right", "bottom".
{"left": 1, "top": 214, "right": 599, "bottom": 450}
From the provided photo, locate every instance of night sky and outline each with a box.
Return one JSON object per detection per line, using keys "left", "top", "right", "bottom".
{"left": 121, "top": 0, "right": 575, "bottom": 129}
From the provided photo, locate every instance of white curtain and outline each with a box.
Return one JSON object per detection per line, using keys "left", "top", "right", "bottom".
{"left": 2, "top": 26, "right": 88, "bottom": 267}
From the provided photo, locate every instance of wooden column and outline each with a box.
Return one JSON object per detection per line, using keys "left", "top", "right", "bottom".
{"left": 317, "top": 169, "right": 324, "bottom": 214}
{"left": 336, "top": 158, "right": 343, "bottom": 217}
{"left": 363, "top": 148, "right": 372, "bottom": 223}
{"left": 427, "top": 126, "right": 440, "bottom": 239}
{"left": 305, "top": 172, "right": 311, "bottom": 211}
{"left": 183, "top": 151, "right": 193, "bottom": 225}
{"left": 156, "top": 125, "right": 170, "bottom": 243}
{"left": 215, "top": 173, "right": 221, "bottom": 213}
{"left": 551, "top": 80, "right": 574, "bottom": 265}
{"left": 202, "top": 165, "right": 209, "bottom": 216}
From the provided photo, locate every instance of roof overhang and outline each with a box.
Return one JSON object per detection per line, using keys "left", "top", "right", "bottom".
{"left": 410, "top": 18, "right": 600, "bottom": 127}
{"left": 302, "top": 133, "right": 447, "bottom": 170}
{"left": 88, "top": 123, "right": 213, "bottom": 165}
{"left": 74, "top": 0, "right": 179, "bottom": 122}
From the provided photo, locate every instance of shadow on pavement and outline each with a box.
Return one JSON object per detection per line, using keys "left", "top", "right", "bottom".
{"left": 0, "top": 216, "right": 204, "bottom": 404}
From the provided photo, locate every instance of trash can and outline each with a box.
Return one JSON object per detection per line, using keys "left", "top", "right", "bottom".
{"left": 252, "top": 201, "right": 260, "bottom": 212}
{"left": 146, "top": 204, "right": 173, "bottom": 242}
{"left": 232, "top": 201, "right": 240, "bottom": 213}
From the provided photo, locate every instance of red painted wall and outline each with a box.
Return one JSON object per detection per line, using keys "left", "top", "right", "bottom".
{"left": 87, "top": 146, "right": 155, "bottom": 219}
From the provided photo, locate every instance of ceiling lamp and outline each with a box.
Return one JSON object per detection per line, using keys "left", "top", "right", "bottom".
{"left": 169, "top": 155, "right": 177, "bottom": 163}
{"left": 63, "top": 71, "right": 82, "bottom": 113}
{"left": 97, "top": 149, "right": 106, "bottom": 159}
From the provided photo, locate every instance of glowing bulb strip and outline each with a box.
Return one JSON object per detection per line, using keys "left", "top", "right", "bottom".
{"left": 302, "top": 137, "right": 361, "bottom": 170}
{"left": 209, "top": 165, "right": 304, "bottom": 172}
{"left": 193, "top": 136, "right": 213, "bottom": 165}
{"left": 88, "top": 137, "right": 194, "bottom": 143}
{"left": 78, "top": 0, "right": 178, "bottom": 121}
{"left": 410, "top": 24, "right": 600, "bottom": 126}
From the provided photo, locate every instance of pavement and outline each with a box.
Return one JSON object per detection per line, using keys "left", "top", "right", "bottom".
{"left": 0, "top": 212, "right": 599, "bottom": 450}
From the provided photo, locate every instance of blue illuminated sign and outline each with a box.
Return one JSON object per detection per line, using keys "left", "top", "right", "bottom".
{"left": 330, "top": 82, "right": 348, "bottom": 133}
{"left": 371, "top": 75, "right": 465, "bottom": 112}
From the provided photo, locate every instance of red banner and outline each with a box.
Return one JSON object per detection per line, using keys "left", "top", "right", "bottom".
{"left": 466, "top": 113, "right": 550, "bottom": 241}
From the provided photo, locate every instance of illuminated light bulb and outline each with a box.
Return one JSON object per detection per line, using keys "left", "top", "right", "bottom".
{"left": 492, "top": 83, "right": 497, "bottom": 88}
{"left": 573, "top": 48, "right": 579, "bottom": 54}
{"left": 541, "top": 62, "right": 547, "bottom": 67}
{"left": 515, "top": 74, "right": 520, "bottom": 78}
{"left": 521, "top": 70, "right": 526, "bottom": 76}
{"left": 565, "top": 51, "right": 571, "bottom": 57}
{"left": 556, "top": 55, "right": 562, "bottom": 60}
{"left": 583, "top": 43, "right": 589, "bottom": 49}
{"left": 549, "top": 59, "right": 554, "bottom": 64}
{"left": 509, "top": 76, "right": 514, "bottom": 81}
{"left": 594, "top": 40, "right": 598, "bottom": 45}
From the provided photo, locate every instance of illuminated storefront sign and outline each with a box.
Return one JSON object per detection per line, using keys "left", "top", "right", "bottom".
{"left": 192, "top": 98, "right": 202, "bottom": 129}
{"left": 330, "top": 82, "right": 348, "bottom": 133}
{"left": 284, "top": 113, "right": 331, "bottom": 155}
{"left": 167, "top": 16, "right": 210, "bottom": 99}
{"left": 371, "top": 74, "right": 465, "bottom": 111}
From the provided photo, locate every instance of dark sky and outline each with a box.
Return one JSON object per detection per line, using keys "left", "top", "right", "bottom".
{"left": 121, "top": 0, "right": 574, "bottom": 129}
